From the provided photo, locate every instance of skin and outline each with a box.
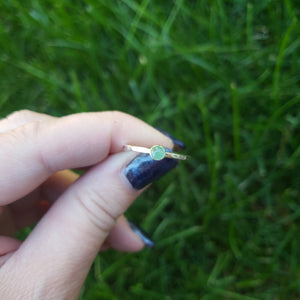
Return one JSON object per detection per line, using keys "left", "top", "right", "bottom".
{"left": 0, "top": 110, "right": 173, "bottom": 299}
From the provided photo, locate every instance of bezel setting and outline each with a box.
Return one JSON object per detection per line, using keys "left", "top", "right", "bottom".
{"left": 150, "top": 145, "right": 166, "bottom": 161}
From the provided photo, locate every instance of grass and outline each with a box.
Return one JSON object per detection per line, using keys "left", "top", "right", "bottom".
{"left": 1, "top": 0, "right": 300, "bottom": 299}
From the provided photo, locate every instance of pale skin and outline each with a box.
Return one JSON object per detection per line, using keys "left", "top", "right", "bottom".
{"left": 0, "top": 110, "right": 173, "bottom": 299}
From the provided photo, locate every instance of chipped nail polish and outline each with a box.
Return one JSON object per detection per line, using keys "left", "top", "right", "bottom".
{"left": 125, "top": 148, "right": 178, "bottom": 190}
{"left": 156, "top": 128, "right": 186, "bottom": 150}
{"left": 128, "top": 221, "right": 155, "bottom": 248}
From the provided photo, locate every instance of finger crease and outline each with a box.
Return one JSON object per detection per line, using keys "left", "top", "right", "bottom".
{"left": 76, "top": 191, "right": 116, "bottom": 235}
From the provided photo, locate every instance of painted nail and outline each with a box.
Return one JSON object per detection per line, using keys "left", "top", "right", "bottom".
{"left": 156, "top": 128, "right": 186, "bottom": 150}
{"left": 125, "top": 148, "right": 178, "bottom": 190}
{"left": 128, "top": 221, "right": 155, "bottom": 248}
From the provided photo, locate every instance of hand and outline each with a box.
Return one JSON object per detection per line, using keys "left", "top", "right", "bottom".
{"left": 0, "top": 110, "right": 176, "bottom": 299}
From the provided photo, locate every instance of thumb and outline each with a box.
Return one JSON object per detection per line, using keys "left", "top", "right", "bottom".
{"left": 1, "top": 150, "right": 177, "bottom": 298}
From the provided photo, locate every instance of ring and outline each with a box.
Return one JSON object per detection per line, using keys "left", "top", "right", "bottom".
{"left": 123, "top": 145, "right": 187, "bottom": 161}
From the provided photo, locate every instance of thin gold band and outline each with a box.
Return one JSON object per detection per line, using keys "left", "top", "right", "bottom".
{"left": 123, "top": 145, "right": 187, "bottom": 161}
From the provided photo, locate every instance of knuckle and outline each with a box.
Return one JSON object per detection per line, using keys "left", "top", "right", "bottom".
{"left": 106, "top": 110, "right": 129, "bottom": 124}
{"left": 5, "top": 119, "right": 41, "bottom": 143}
{"left": 0, "top": 110, "right": 37, "bottom": 133}
{"left": 6, "top": 109, "right": 33, "bottom": 122}
{"left": 0, "top": 120, "right": 47, "bottom": 170}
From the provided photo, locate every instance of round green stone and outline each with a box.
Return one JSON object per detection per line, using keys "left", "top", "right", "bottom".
{"left": 150, "top": 145, "right": 166, "bottom": 161}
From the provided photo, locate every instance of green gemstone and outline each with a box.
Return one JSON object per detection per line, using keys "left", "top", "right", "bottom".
{"left": 150, "top": 145, "right": 166, "bottom": 161}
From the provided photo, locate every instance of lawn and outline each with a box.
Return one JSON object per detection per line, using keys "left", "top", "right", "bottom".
{"left": 1, "top": 0, "right": 300, "bottom": 299}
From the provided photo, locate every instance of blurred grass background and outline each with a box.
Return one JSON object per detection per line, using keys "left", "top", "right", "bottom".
{"left": 1, "top": 0, "right": 300, "bottom": 299}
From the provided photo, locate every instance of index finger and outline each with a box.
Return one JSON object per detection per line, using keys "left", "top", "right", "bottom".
{"left": 0, "top": 111, "right": 173, "bottom": 205}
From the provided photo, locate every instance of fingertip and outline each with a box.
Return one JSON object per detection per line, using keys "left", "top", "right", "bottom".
{"left": 127, "top": 221, "right": 155, "bottom": 249}
{"left": 105, "top": 216, "right": 145, "bottom": 252}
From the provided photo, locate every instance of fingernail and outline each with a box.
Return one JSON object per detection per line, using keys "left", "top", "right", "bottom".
{"left": 128, "top": 221, "right": 155, "bottom": 248}
{"left": 125, "top": 148, "right": 178, "bottom": 190}
{"left": 156, "top": 128, "right": 186, "bottom": 150}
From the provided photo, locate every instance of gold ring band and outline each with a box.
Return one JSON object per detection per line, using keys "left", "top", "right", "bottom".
{"left": 123, "top": 145, "right": 187, "bottom": 161}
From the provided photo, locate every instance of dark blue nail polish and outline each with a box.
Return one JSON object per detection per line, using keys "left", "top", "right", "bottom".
{"left": 156, "top": 128, "right": 186, "bottom": 150}
{"left": 128, "top": 221, "right": 155, "bottom": 248}
{"left": 125, "top": 148, "right": 178, "bottom": 190}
